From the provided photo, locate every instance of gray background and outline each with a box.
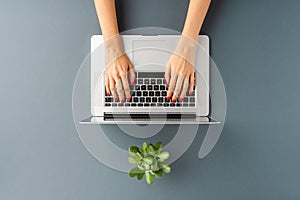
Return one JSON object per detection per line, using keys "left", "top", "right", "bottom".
{"left": 1, "top": 0, "right": 300, "bottom": 199}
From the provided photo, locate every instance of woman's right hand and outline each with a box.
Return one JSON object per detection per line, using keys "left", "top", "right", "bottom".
{"left": 104, "top": 35, "right": 135, "bottom": 103}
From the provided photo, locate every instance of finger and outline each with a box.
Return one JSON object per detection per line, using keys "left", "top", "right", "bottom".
{"left": 129, "top": 64, "right": 135, "bottom": 85}
{"left": 164, "top": 62, "right": 171, "bottom": 85}
{"left": 115, "top": 78, "right": 125, "bottom": 103}
{"left": 105, "top": 74, "right": 110, "bottom": 96}
{"left": 172, "top": 75, "right": 184, "bottom": 103}
{"left": 189, "top": 72, "right": 195, "bottom": 96}
{"left": 179, "top": 78, "right": 189, "bottom": 101}
{"left": 167, "top": 70, "right": 178, "bottom": 100}
{"left": 121, "top": 73, "right": 131, "bottom": 102}
{"left": 109, "top": 78, "right": 118, "bottom": 101}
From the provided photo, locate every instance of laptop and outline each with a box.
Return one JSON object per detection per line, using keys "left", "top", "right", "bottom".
{"left": 80, "top": 35, "right": 219, "bottom": 124}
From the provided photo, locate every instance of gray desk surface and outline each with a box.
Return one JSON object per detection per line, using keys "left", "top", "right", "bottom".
{"left": 1, "top": 0, "right": 300, "bottom": 200}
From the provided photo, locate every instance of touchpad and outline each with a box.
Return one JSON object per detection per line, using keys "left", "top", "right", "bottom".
{"left": 132, "top": 40, "right": 170, "bottom": 66}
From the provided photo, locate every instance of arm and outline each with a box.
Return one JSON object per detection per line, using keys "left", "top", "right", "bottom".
{"left": 182, "top": 0, "right": 211, "bottom": 41}
{"left": 165, "top": 0, "right": 211, "bottom": 102}
{"left": 94, "top": 0, "right": 135, "bottom": 103}
{"left": 94, "top": 0, "right": 119, "bottom": 40}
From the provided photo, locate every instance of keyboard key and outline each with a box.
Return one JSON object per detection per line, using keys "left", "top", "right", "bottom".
{"left": 189, "top": 103, "right": 195, "bottom": 107}
{"left": 190, "top": 97, "right": 195, "bottom": 102}
{"left": 147, "top": 85, "right": 153, "bottom": 90}
{"left": 150, "top": 103, "right": 156, "bottom": 107}
{"left": 125, "top": 103, "right": 130, "bottom": 107}
{"left": 129, "top": 85, "right": 134, "bottom": 90}
{"left": 144, "top": 103, "right": 150, "bottom": 107}
{"left": 176, "top": 103, "right": 182, "bottom": 107}
{"left": 146, "top": 97, "right": 151, "bottom": 102}
{"left": 184, "top": 97, "right": 188, "bottom": 102}
{"left": 154, "top": 85, "right": 159, "bottom": 90}
{"left": 144, "top": 79, "right": 150, "bottom": 84}
{"left": 141, "top": 85, "right": 146, "bottom": 90}
{"left": 163, "top": 103, "right": 169, "bottom": 107}
{"left": 136, "top": 91, "right": 142, "bottom": 96}
{"left": 155, "top": 91, "right": 160, "bottom": 96}
{"left": 149, "top": 91, "right": 154, "bottom": 96}
{"left": 131, "top": 103, "right": 136, "bottom": 107}
{"left": 112, "top": 103, "right": 117, "bottom": 107}
{"left": 158, "top": 97, "right": 164, "bottom": 102}
{"left": 162, "top": 91, "right": 167, "bottom": 96}
{"left": 105, "top": 103, "right": 111, "bottom": 106}
{"left": 151, "top": 79, "right": 156, "bottom": 84}
{"left": 105, "top": 97, "right": 113, "bottom": 102}
{"left": 138, "top": 103, "right": 143, "bottom": 107}
{"left": 135, "top": 85, "right": 140, "bottom": 90}
{"left": 157, "top": 79, "right": 162, "bottom": 84}
{"left": 130, "top": 91, "right": 135, "bottom": 97}
{"left": 157, "top": 103, "right": 163, "bottom": 107}
{"left": 165, "top": 97, "right": 170, "bottom": 102}
{"left": 152, "top": 97, "right": 157, "bottom": 102}
{"left": 140, "top": 97, "right": 145, "bottom": 102}
{"left": 118, "top": 103, "right": 124, "bottom": 106}
{"left": 143, "top": 91, "right": 148, "bottom": 96}
{"left": 133, "top": 97, "right": 138, "bottom": 102}
{"left": 160, "top": 85, "right": 165, "bottom": 90}
{"left": 170, "top": 103, "right": 175, "bottom": 107}
{"left": 137, "top": 79, "right": 143, "bottom": 84}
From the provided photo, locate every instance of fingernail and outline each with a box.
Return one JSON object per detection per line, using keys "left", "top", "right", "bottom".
{"left": 179, "top": 98, "right": 184, "bottom": 102}
{"left": 189, "top": 91, "right": 193, "bottom": 96}
{"left": 166, "top": 81, "right": 169, "bottom": 85}
{"left": 172, "top": 99, "right": 176, "bottom": 103}
{"left": 120, "top": 99, "right": 124, "bottom": 103}
{"left": 114, "top": 98, "right": 118, "bottom": 102}
{"left": 126, "top": 97, "right": 131, "bottom": 102}
{"left": 107, "top": 92, "right": 110, "bottom": 96}
{"left": 166, "top": 96, "right": 171, "bottom": 101}
{"left": 131, "top": 80, "right": 135, "bottom": 85}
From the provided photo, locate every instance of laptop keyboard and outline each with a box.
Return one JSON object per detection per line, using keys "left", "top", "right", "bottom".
{"left": 104, "top": 72, "right": 195, "bottom": 107}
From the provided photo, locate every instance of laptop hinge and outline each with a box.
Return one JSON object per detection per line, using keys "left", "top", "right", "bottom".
{"left": 103, "top": 113, "right": 196, "bottom": 120}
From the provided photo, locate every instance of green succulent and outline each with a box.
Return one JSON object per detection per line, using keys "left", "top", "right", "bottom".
{"left": 128, "top": 141, "right": 171, "bottom": 184}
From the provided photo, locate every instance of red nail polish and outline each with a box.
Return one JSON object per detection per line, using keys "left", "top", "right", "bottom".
{"left": 120, "top": 99, "right": 124, "bottom": 103}
{"left": 132, "top": 80, "right": 135, "bottom": 85}
{"left": 179, "top": 98, "right": 184, "bottom": 102}
{"left": 189, "top": 91, "right": 193, "bottom": 96}
{"left": 127, "top": 97, "right": 131, "bottom": 102}
{"left": 172, "top": 99, "right": 176, "bottom": 103}
{"left": 166, "top": 96, "right": 171, "bottom": 101}
{"left": 107, "top": 92, "right": 110, "bottom": 96}
{"left": 114, "top": 98, "right": 118, "bottom": 102}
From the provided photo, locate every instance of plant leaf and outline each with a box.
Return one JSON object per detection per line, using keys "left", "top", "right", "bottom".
{"left": 143, "top": 157, "right": 154, "bottom": 165}
{"left": 155, "top": 141, "right": 163, "bottom": 151}
{"left": 129, "top": 146, "right": 139, "bottom": 153}
{"left": 158, "top": 152, "right": 170, "bottom": 161}
{"left": 136, "top": 172, "right": 145, "bottom": 180}
{"left": 162, "top": 165, "right": 171, "bottom": 174}
{"left": 142, "top": 142, "right": 147, "bottom": 153}
{"left": 128, "top": 157, "right": 138, "bottom": 164}
{"left": 153, "top": 169, "right": 163, "bottom": 178}
{"left": 145, "top": 172, "right": 153, "bottom": 184}
{"left": 147, "top": 144, "right": 155, "bottom": 154}
{"left": 129, "top": 166, "right": 139, "bottom": 178}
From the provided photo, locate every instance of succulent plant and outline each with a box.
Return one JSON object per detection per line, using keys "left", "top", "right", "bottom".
{"left": 128, "top": 141, "right": 171, "bottom": 184}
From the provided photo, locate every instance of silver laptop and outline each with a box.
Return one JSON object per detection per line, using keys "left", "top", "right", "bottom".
{"left": 80, "top": 35, "right": 219, "bottom": 124}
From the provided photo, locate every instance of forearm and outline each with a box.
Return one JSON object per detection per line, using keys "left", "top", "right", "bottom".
{"left": 182, "top": 0, "right": 211, "bottom": 41}
{"left": 94, "top": 0, "right": 119, "bottom": 41}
